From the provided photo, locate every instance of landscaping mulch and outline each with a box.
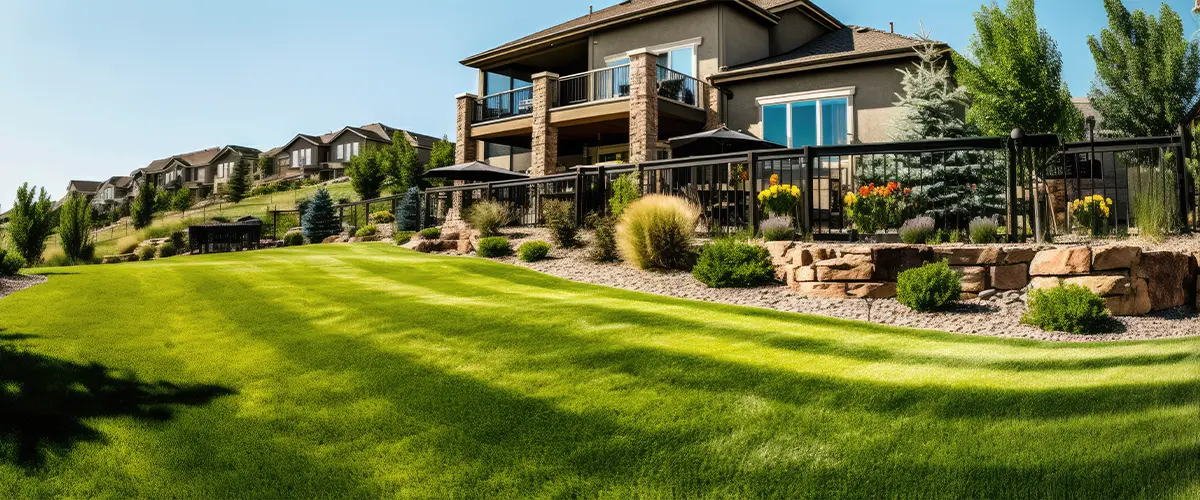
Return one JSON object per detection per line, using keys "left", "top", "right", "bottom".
{"left": 494, "top": 229, "right": 1200, "bottom": 343}
{"left": 0, "top": 274, "right": 48, "bottom": 301}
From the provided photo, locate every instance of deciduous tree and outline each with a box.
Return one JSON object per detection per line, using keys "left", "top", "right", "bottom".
{"left": 58, "top": 193, "right": 93, "bottom": 262}
{"left": 7, "top": 183, "right": 54, "bottom": 264}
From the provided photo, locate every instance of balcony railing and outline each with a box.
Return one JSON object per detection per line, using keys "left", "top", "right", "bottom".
{"left": 656, "top": 65, "right": 703, "bottom": 108}
{"left": 473, "top": 86, "right": 534, "bottom": 124}
{"left": 555, "top": 64, "right": 631, "bottom": 107}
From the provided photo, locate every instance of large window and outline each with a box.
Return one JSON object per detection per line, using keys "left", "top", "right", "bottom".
{"left": 758, "top": 88, "right": 854, "bottom": 148}
{"left": 483, "top": 72, "right": 531, "bottom": 95}
{"left": 605, "top": 38, "right": 699, "bottom": 77}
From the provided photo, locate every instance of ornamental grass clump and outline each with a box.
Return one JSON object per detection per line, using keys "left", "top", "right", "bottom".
{"left": 476, "top": 236, "right": 512, "bottom": 258}
{"left": 617, "top": 195, "right": 700, "bottom": 270}
{"left": 355, "top": 225, "right": 378, "bottom": 238}
{"left": 760, "top": 216, "right": 795, "bottom": 242}
{"left": 899, "top": 216, "right": 935, "bottom": 244}
{"left": 394, "top": 231, "right": 415, "bottom": 246}
{"left": 518, "top": 241, "right": 551, "bottom": 262}
{"left": 969, "top": 216, "right": 1000, "bottom": 244}
{"left": 896, "top": 260, "right": 961, "bottom": 312}
{"left": 370, "top": 211, "right": 395, "bottom": 224}
{"left": 467, "top": 200, "right": 513, "bottom": 237}
{"left": 692, "top": 238, "right": 774, "bottom": 288}
{"left": 1022, "top": 283, "right": 1111, "bottom": 334}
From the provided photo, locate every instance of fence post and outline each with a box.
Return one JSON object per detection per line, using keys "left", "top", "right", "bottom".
{"left": 802, "top": 146, "right": 814, "bottom": 237}
{"left": 747, "top": 152, "right": 759, "bottom": 233}
{"left": 574, "top": 168, "right": 585, "bottom": 227}
{"left": 1176, "top": 123, "right": 1191, "bottom": 232}
{"left": 1007, "top": 129, "right": 1023, "bottom": 243}
{"left": 597, "top": 165, "right": 607, "bottom": 216}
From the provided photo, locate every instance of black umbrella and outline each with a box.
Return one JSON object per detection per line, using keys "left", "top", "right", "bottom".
{"left": 667, "top": 126, "right": 784, "bottom": 157}
{"left": 422, "top": 161, "right": 530, "bottom": 183}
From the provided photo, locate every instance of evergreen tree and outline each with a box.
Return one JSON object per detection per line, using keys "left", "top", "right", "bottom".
{"left": 396, "top": 187, "right": 422, "bottom": 231}
{"left": 301, "top": 187, "right": 340, "bottom": 241}
{"left": 131, "top": 182, "right": 157, "bottom": 229}
{"left": 1088, "top": 0, "right": 1200, "bottom": 137}
{"left": 953, "top": 0, "right": 1083, "bottom": 138}
{"left": 345, "top": 147, "right": 387, "bottom": 200}
{"left": 7, "top": 183, "right": 54, "bottom": 264}
{"left": 225, "top": 158, "right": 252, "bottom": 202}
{"left": 58, "top": 193, "right": 93, "bottom": 261}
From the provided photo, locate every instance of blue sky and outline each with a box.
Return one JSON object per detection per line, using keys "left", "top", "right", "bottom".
{"left": 1, "top": 0, "right": 1197, "bottom": 208}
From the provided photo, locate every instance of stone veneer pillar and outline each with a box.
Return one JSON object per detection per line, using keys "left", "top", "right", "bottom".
{"left": 530, "top": 72, "right": 559, "bottom": 176}
{"left": 455, "top": 93, "right": 479, "bottom": 164}
{"left": 627, "top": 49, "right": 659, "bottom": 163}
{"left": 703, "top": 83, "right": 722, "bottom": 131}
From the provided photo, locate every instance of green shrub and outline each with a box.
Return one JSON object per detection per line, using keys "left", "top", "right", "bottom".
{"left": 477, "top": 236, "right": 512, "bottom": 258}
{"left": 518, "top": 241, "right": 552, "bottom": 262}
{"left": 158, "top": 241, "right": 177, "bottom": 258}
{"left": 59, "top": 193, "right": 93, "bottom": 261}
{"left": 394, "top": 231, "right": 415, "bottom": 245}
{"left": 466, "top": 200, "right": 512, "bottom": 237}
{"left": 0, "top": 249, "right": 25, "bottom": 276}
{"left": 609, "top": 172, "right": 641, "bottom": 218}
{"left": 969, "top": 216, "right": 1000, "bottom": 244}
{"left": 283, "top": 232, "right": 306, "bottom": 247}
{"left": 760, "top": 216, "right": 795, "bottom": 242}
{"left": 588, "top": 214, "right": 619, "bottom": 262}
{"left": 542, "top": 199, "right": 578, "bottom": 247}
{"left": 118, "top": 241, "right": 140, "bottom": 255}
{"left": 897, "top": 260, "right": 961, "bottom": 312}
{"left": 370, "top": 211, "right": 395, "bottom": 224}
{"left": 418, "top": 227, "right": 441, "bottom": 239}
{"left": 355, "top": 225, "right": 378, "bottom": 238}
{"left": 135, "top": 245, "right": 157, "bottom": 261}
{"left": 616, "top": 195, "right": 700, "bottom": 270}
{"left": 211, "top": 216, "right": 231, "bottom": 223}
{"left": 692, "top": 239, "right": 774, "bottom": 288}
{"left": 7, "top": 183, "right": 54, "bottom": 264}
{"left": 1021, "top": 283, "right": 1111, "bottom": 334}
{"left": 900, "top": 216, "right": 935, "bottom": 244}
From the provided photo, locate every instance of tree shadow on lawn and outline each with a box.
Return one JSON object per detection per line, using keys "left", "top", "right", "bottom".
{"left": 0, "top": 343, "right": 235, "bottom": 470}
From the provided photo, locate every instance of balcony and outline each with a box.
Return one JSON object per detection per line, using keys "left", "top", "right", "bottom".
{"left": 554, "top": 64, "right": 631, "bottom": 107}
{"left": 473, "top": 86, "right": 534, "bottom": 124}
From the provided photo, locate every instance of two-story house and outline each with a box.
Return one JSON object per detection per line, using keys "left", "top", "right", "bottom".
{"left": 91, "top": 176, "right": 136, "bottom": 213}
{"left": 265, "top": 123, "right": 443, "bottom": 183}
{"left": 54, "top": 180, "right": 103, "bottom": 211}
{"left": 455, "top": 0, "right": 939, "bottom": 175}
{"left": 138, "top": 145, "right": 261, "bottom": 199}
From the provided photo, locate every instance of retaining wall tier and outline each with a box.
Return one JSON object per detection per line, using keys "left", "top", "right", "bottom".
{"left": 767, "top": 242, "right": 1198, "bottom": 317}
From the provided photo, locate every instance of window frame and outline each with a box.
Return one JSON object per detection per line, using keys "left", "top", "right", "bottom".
{"left": 756, "top": 87, "right": 856, "bottom": 147}
{"left": 603, "top": 36, "right": 701, "bottom": 77}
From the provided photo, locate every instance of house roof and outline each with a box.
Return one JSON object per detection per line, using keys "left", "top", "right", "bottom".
{"left": 67, "top": 180, "right": 103, "bottom": 194}
{"left": 711, "top": 26, "right": 933, "bottom": 83}
{"left": 461, "top": 0, "right": 842, "bottom": 68}
{"left": 143, "top": 147, "right": 222, "bottom": 173}
{"left": 276, "top": 123, "right": 445, "bottom": 154}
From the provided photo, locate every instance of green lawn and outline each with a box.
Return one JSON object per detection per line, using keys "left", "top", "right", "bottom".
{"left": 2, "top": 244, "right": 1197, "bottom": 498}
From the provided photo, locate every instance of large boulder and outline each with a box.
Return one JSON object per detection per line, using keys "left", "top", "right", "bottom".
{"left": 871, "top": 246, "right": 928, "bottom": 282}
{"left": 991, "top": 263, "right": 1029, "bottom": 291}
{"left": 1001, "top": 247, "right": 1038, "bottom": 264}
{"left": 1137, "top": 251, "right": 1191, "bottom": 311}
{"left": 1092, "top": 245, "right": 1141, "bottom": 271}
{"left": 764, "top": 241, "right": 794, "bottom": 260}
{"left": 953, "top": 266, "right": 989, "bottom": 293}
{"left": 1107, "top": 278, "right": 1152, "bottom": 316}
{"left": 1029, "top": 247, "right": 1091, "bottom": 276}
{"left": 1031, "top": 275, "right": 1131, "bottom": 297}
{"left": 814, "top": 254, "right": 874, "bottom": 282}
{"left": 933, "top": 246, "right": 1005, "bottom": 266}
{"left": 846, "top": 282, "right": 897, "bottom": 299}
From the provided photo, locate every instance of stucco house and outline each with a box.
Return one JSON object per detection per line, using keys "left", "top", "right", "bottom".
{"left": 91, "top": 176, "right": 136, "bottom": 213}
{"left": 454, "top": 0, "right": 941, "bottom": 174}
{"left": 136, "top": 145, "right": 261, "bottom": 199}
{"left": 263, "top": 123, "right": 443, "bottom": 183}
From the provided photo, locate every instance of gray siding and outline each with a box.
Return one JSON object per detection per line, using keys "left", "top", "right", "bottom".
{"left": 768, "top": 8, "right": 827, "bottom": 56}
{"left": 718, "top": 4, "right": 770, "bottom": 69}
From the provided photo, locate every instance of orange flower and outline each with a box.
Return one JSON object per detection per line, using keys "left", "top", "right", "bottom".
{"left": 903, "top": 187, "right": 911, "bottom": 195}
{"left": 859, "top": 186, "right": 870, "bottom": 197}
{"left": 770, "top": 174, "right": 779, "bottom": 186}
{"left": 887, "top": 181, "right": 899, "bottom": 191}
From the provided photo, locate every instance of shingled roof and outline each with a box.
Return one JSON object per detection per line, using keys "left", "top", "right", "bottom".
{"left": 711, "top": 26, "right": 935, "bottom": 82}
{"left": 143, "top": 147, "right": 222, "bottom": 173}
{"left": 67, "top": 180, "right": 103, "bottom": 194}
{"left": 461, "top": 0, "right": 842, "bottom": 67}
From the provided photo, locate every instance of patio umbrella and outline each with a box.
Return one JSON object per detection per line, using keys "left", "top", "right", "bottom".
{"left": 422, "top": 161, "right": 530, "bottom": 183}
{"left": 667, "top": 126, "right": 784, "bottom": 157}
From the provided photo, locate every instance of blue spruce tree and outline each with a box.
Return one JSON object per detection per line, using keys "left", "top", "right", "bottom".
{"left": 396, "top": 187, "right": 421, "bottom": 231}
{"left": 301, "top": 187, "right": 341, "bottom": 241}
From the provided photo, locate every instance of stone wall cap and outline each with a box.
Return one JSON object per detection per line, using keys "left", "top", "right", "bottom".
{"left": 455, "top": 92, "right": 479, "bottom": 99}
{"left": 531, "top": 71, "right": 560, "bottom": 79}
{"left": 626, "top": 48, "right": 653, "bottom": 57}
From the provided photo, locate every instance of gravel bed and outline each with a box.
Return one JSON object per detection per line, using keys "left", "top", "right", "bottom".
{"left": 0, "top": 274, "right": 48, "bottom": 301}
{"left": 485, "top": 229, "right": 1200, "bottom": 343}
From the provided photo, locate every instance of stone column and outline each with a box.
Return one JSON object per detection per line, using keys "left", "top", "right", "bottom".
{"left": 530, "top": 72, "right": 559, "bottom": 176}
{"left": 703, "top": 82, "right": 722, "bottom": 131}
{"left": 455, "top": 93, "right": 479, "bottom": 164}
{"left": 627, "top": 49, "right": 659, "bottom": 163}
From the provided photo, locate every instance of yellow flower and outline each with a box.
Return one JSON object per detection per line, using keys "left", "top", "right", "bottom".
{"left": 1106, "top": 198, "right": 1113, "bottom": 205}
{"left": 791, "top": 187, "right": 801, "bottom": 197}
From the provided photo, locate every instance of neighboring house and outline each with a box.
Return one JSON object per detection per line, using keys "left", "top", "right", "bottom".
{"left": 53, "top": 180, "right": 103, "bottom": 211}
{"left": 91, "top": 176, "right": 136, "bottom": 213}
{"left": 264, "top": 123, "right": 442, "bottom": 183}
{"left": 139, "top": 146, "right": 260, "bottom": 198}
{"left": 455, "top": 0, "right": 939, "bottom": 175}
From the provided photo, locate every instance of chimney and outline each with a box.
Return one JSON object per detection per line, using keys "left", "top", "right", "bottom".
{"left": 589, "top": 5, "right": 594, "bottom": 16}
{"left": 889, "top": 22, "right": 894, "bottom": 34}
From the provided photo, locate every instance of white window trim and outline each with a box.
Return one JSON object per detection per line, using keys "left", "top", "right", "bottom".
{"left": 604, "top": 36, "right": 702, "bottom": 76}
{"left": 757, "top": 86, "right": 856, "bottom": 146}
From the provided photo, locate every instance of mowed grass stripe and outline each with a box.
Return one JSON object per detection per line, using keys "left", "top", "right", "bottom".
{"left": 0, "top": 243, "right": 1196, "bottom": 498}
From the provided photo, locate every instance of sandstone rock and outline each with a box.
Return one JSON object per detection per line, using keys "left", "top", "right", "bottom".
{"left": 1107, "top": 278, "right": 1152, "bottom": 316}
{"left": 412, "top": 240, "right": 441, "bottom": 253}
{"left": 795, "top": 266, "right": 817, "bottom": 283}
{"left": 1092, "top": 245, "right": 1141, "bottom": 271}
{"left": 322, "top": 235, "right": 340, "bottom": 244}
{"left": 764, "top": 241, "right": 793, "bottom": 259}
{"left": 836, "top": 245, "right": 874, "bottom": 256}
{"left": 786, "top": 247, "right": 814, "bottom": 266}
{"left": 1031, "top": 275, "right": 1130, "bottom": 296}
{"left": 933, "top": 246, "right": 1005, "bottom": 266}
{"left": 990, "top": 263, "right": 1029, "bottom": 290}
{"left": 441, "top": 231, "right": 461, "bottom": 241}
{"left": 1001, "top": 247, "right": 1037, "bottom": 264}
{"left": 793, "top": 282, "right": 848, "bottom": 299}
{"left": 456, "top": 239, "right": 474, "bottom": 254}
{"left": 960, "top": 292, "right": 979, "bottom": 300}
{"left": 871, "top": 246, "right": 927, "bottom": 282}
{"left": 814, "top": 255, "right": 874, "bottom": 282}
{"left": 846, "top": 282, "right": 897, "bottom": 299}
{"left": 953, "top": 266, "right": 989, "bottom": 293}
{"left": 1137, "top": 251, "right": 1190, "bottom": 311}
{"left": 1029, "top": 247, "right": 1091, "bottom": 276}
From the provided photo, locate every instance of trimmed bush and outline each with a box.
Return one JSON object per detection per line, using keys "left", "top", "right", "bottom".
{"left": 0, "top": 249, "right": 25, "bottom": 276}
{"left": 418, "top": 227, "right": 442, "bottom": 240}
{"left": 1022, "top": 283, "right": 1111, "bottom": 334}
{"left": 394, "top": 231, "right": 415, "bottom": 246}
{"left": 136, "top": 245, "right": 157, "bottom": 261}
{"left": 157, "top": 241, "right": 177, "bottom": 258}
{"left": 542, "top": 199, "right": 578, "bottom": 247}
{"left": 467, "top": 200, "right": 512, "bottom": 237}
{"left": 692, "top": 239, "right": 774, "bottom": 288}
{"left": 897, "top": 260, "right": 961, "bottom": 312}
{"left": 760, "top": 216, "right": 795, "bottom": 242}
{"left": 370, "top": 211, "right": 395, "bottom": 224}
{"left": 518, "top": 241, "right": 552, "bottom": 262}
{"left": 900, "top": 216, "right": 936, "bottom": 244}
{"left": 616, "top": 195, "right": 700, "bottom": 270}
{"left": 355, "top": 225, "right": 378, "bottom": 238}
{"left": 476, "top": 236, "right": 512, "bottom": 258}
{"left": 283, "top": 232, "right": 306, "bottom": 247}
{"left": 969, "top": 216, "right": 1000, "bottom": 244}
{"left": 588, "top": 214, "right": 619, "bottom": 262}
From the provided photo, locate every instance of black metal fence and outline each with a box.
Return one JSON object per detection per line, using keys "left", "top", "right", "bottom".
{"left": 189, "top": 220, "right": 263, "bottom": 254}
{"left": 420, "top": 129, "right": 1195, "bottom": 242}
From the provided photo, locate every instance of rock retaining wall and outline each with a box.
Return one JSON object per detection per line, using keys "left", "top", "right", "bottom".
{"left": 767, "top": 242, "right": 1196, "bottom": 317}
